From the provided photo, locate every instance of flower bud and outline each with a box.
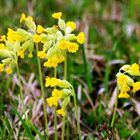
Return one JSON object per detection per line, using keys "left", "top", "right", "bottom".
{"left": 2, "top": 58, "right": 11, "bottom": 65}
{"left": 22, "top": 39, "right": 34, "bottom": 51}
{"left": 58, "top": 19, "right": 66, "bottom": 31}
{"left": 65, "top": 27, "right": 72, "bottom": 34}
{"left": 58, "top": 80, "right": 71, "bottom": 88}
{"left": 17, "top": 29, "right": 32, "bottom": 41}
{"left": 120, "top": 64, "right": 131, "bottom": 72}
{"left": 64, "top": 34, "right": 76, "bottom": 41}
{"left": 62, "top": 96, "right": 70, "bottom": 108}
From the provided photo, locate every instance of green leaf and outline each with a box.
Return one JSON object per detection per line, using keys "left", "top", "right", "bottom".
{"left": 12, "top": 108, "right": 35, "bottom": 140}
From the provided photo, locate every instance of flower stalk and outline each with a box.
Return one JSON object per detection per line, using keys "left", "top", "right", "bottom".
{"left": 54, "top": 67, "right": 58, "bottom": 140}
{"left": 62, "top": 52, "right": 67, "bottom": 140}
{"left": 111, "top": 86, "right": 118, "bottom": 128}
{"left": 36, "top": 44, "right": 48, "bottom": 137}
{"left": 16, "top": 60, "right": 26, "bottom": 120}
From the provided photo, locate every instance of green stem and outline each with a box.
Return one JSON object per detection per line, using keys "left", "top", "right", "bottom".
{"left": 54, "top": 68, "right": 58, "bottom": 140}
{"left": 62, "top": 52, "right": 67, "bottom": 140}
{"left": 35, "top": 44, "right": 48, "bottom": 137}
{"left": 16, "top": 62, "right": 26, "bottom": 120}
{"left": 111, "top": 86, "right": 118, "bottom": 128}
{"left": 73, "top": 92, "right": 81, "bottom": 139}
{"left": 66, "top": 120, "right": 69, "bottom": 140}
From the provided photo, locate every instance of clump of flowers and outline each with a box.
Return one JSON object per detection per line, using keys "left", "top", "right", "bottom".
{"left": 0, "top": 11, "right": 85, "bottom": 138}
{"left": 45, "top": 77, "right": 74, "bottom": 116}
{"left": 116, "top": 63, "right": 140, "bottom": 98}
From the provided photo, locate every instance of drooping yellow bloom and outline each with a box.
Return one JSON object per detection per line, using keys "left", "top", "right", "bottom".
{"left": 20, "top": 13, "right": 33, "bottom": 23}
{"left": 52, "top": 12, "right": 62, "bottom": 19}
{"left": 46, "top": 97, "right": 58, "bottom": 107}
{"left": 44, "top": 58, "right": 58, "bottom": 68}
{"left": 26, "top": 16, "right": 33, "bottom": 21}
{"left": 7, "top": 28, "right": 16, "bottom": 43}
{"left": 7, "top": 28, "right": 22, "bottom": 43}
{"left": 0, "top": 43, "right": 6, "bottom": 49}
{"left": 18, "top": 49, "right": 25, "bottom": 59}
{"left": 118, "top": 85, "right": 130, "bottom": 98}
{"left": 33, "top": 34, "right": 42, "bottom": 43}
{"left": 58, "top": 55, "right": 65, "bottom": 63}
{"left": 44, "top": 55, "right": 65, "bottom": 68}
{"left": 20, "top": 13, "right": 26, "bottom": 23}
{"left": 133, "top": 82, "right": 140, "bottom": 93}
{"left": 37, "top": 51, "right": 46, "bottom": 59}
{"left": 45, "top": 77, "right": 59, "bottom": 87}
{"left": 118, "top": 91, "right": 130, "bottom": 98}
{"left": 57, "top": 108, "right": 65, "bottom": 116}
{"left": 76, "top": 32, "right": 85, "bottom": 44}
{"left": 58, "top": 40, "right": 69, "bottom": 50}
{"left": 66, "top": 21, "right": 76, "bottom": 31}
{"left": 6, "top": 67, "right": 13, "bottom": 74}
{"left": 67, "top": 42, "right": 79, "bottom": 53}
{"left": 117, "top": 74, "right": 128, "bottom": 87}
{"left": 130, "top": 63, "right": 139, "bottom": 76}
{"left": 0, "top": 35, "right": 6, "bottom": 42}
{"left": 121, "top": 84, "right": 130, "bottom": 92}
{"left": 0, "top": 63, "right": 4, "bottom": 72}
{"left": 28, "top": 52, "right": 33, "bottom": 58}
{"left": 52, "top": 89, "right": 63, "bottom": 99}
{"left": 37, "top": 25, "right": 45, "bottom": 34}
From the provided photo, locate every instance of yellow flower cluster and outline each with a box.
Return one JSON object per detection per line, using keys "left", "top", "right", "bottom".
{"left": 44, "top": 55, "right": 65, "bottom": 68}
{"left": 45, "top": 76, "right": 73, "bottom": 116}
{"left": 46, "top": 89, "right": 63, "bottom": 107}
{"left": 37, "top": 51, "right": 46, "bottom": 59}
{"left": 117, "top": 63, "right": 140, "bottom": 98}
{"left": 0, "top": 12, "right": 83, "bottom": 117}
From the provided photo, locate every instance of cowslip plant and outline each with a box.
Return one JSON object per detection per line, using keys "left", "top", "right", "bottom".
{"left": 0, "top": 11, "right": 85, "bottom": 139}
{"left": 42, "top": 12, "right": 85, "bottom": 140}
{"left": 0, "top": 29, "right": 29, "bottom": 120}
{"left": 111, "top": 63, "right": 140, "bottom": 127}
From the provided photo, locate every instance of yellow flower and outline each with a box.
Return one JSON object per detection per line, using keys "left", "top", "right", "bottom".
{"left": 44, "top": 59, "right": 58, "bottom": 68}
{"left": 58, "top": 40, "right": 69, "bottom": 50}
{"left": 46, "top": 97, "right": 58, "bottom": 107}
{"left": 58, "top": 55, "right": 65, "bottom": 63}
{"left": 18, "top": 49, "right": 25, "bottom": 59}
{"left": 0, "top": 35, "right": 6, "bottom": 42}
{"left": 20, "top": 13, "right": 33, "bottom": 23}
{"left": 33, "top": 34, "right": 42, "bottom": 43}
{"left": 6, "top": 67, "right": 13, "bottom": 74}
{"left": 57, "top": 108, "right": 65, "bottom": 116}
{"left": 118, "top": 91, "right": 130, "bottom": 98}
{"left": 0, "top": 43, "right": 6, "bottom": 49}
{"left": 133, "top": 82, "right": 140, "bottom": 93}
{"left": 117, "top": 74, "right": 127, "bottom": 86}
{"left": 118, "top": 85, "right": 130, "bottom": 98}
{"left": 52, "top": 89, "right": 63, "bottom": 99}
{"left": 37, "top": 25, "right": 45, "bottom": 34}
{"left": 7, "top": 28, "right": 15, "bottom": 43}
{"left": 121, "top": 84, "right": 130, "bottom": 92}
{"left": 37, "top": 51, "right": 46, "bottom": 59}
{"left": 28, "top": 52, "right": 33, "bottom": 58}
{"left": 52, "top": 12, "right": 62, "bottom": 19}
{"left": 45, "top": 77, "right": 59, "bottom": 87}
{"left": 0, "top": 63, "right": 4, "bottom": 72}
{"left": 20, "top": 13, "right": 26, "bottom": 23}
{"left": 76, "top": 32, "right": 85, "bottom": 44}
{"left": 7, "top": 28, "right": 22, "bottom": 43}
{"left": 130, "top": 63, "right": 139, "bottom": 76}
{"left": 26, "top": 16, "right": 33, "bottom": 21}
{"left": 67, "top": 42, "right": 79, "bottom": 53}
{"left": 66, "top": 21, "right": 76, "bottom": 31}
